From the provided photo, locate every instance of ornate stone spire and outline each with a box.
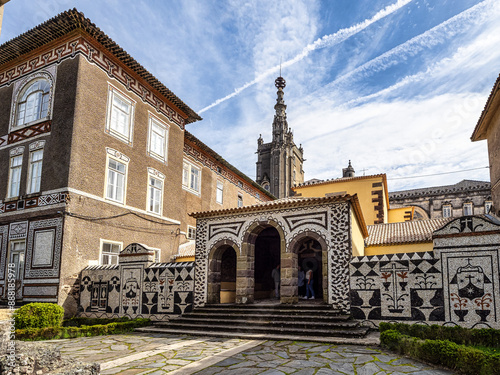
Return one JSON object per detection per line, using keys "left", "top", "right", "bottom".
{"left": 273, "top": 76, "right": 288, "bottom": 144}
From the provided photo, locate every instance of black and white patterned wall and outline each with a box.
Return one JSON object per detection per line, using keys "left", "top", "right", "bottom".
{"left": 80, "top": 259, "right": 194, "bottom": 321}
{"left": 350, "top": 216, "right": 500, "bottom": 329}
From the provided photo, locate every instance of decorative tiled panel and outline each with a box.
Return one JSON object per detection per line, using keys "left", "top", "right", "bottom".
{"left": 0, "top": 192, "right": 69, "bottom": 215}
{"left": 79, "top": 262, "right": 194, "bottom": 321}
{"left": 350, "top": 252, "right": 445, "bottom": 325}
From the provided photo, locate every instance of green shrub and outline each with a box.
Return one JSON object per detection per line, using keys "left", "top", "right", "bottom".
{"left": 379, "top": 322, "right": 500, "bottom": 348}
{"left": 380, "top": 330, "right": 500, "bottom": 375}
{"left": 63, "top": 316, "right": 130, "bottom": 327}
{"left": 15, "top": 303, "right": 64, "bottom": 329}
{"left": 15, "top": 318, "right": 151, "bottom": 341}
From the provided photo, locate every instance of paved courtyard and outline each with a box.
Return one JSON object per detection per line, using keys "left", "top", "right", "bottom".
{"left": 44, "top": 332, "right": 454, "bottom": 374}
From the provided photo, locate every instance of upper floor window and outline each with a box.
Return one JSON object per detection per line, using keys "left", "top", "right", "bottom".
{"left": 16, "top": 79, "right": 51, "bottom": 127}
{"left": 100, "top": 240, "right": 122, "bottom": 265}
{"left": 148, "top": 114, "right": 169, "bottom": 163}
{"left": 27, "top": 149, "right": 43, "bottom": 194}
{"left": 442, "top": 204, "right": 452, "bottom": 218}
{"left": 106, "top": 85, "right": 135, "bottom": 144}
{"left": 182, "top": 160, "right": 201, "bottom": 194}
{"left": 463, "top": 202, "right": 473, "bottom": 216}
{"left": 485, "top": 201, "right": 493, "bottom": 214}
{"left": 148, "top": 175, "right": 163, "bottom": 215}
{"left": 237, "top": 181, "right": 243, "bottom": 188}
{"left": 187, "top": 226, "right": 196, "bottom": 240}
{"left": 216, "top": 180, "right": 223, "bottom": 204}
{"left": 237, "top": 194, "right": 243, "bottom": 208}
{"left": 8, "top": 154, "right": 23, "bottom": 198}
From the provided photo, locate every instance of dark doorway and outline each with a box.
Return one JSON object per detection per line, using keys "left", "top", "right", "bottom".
{"left": 254, "top": 227, "right": 281, "bottom": 300}
{"left": 298, "top": 239, "right": 323, "bottom": 299}
{"left": 220, "top": 247, "right": 236, "bottom": 303}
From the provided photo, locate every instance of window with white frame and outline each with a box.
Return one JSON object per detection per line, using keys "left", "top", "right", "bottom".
{"left": 216, "top": 180, "right": 223, "bottom": 204}
{"left": 100, "top": 241, "right": 122, "bottom": 265}
{"left": 187, "top": 226, "right": 196, "bottom": 240}
{"left": 106, "top": 157, "right": 127, "bottom": 203}
{"left": 152, "top": 248, "right": 161, "bottom": 262}
{"left": 27, "top": 149, "right": 43, "bottom": 194}
{"left": 182, "top": 160, "right": 201, "bottom": 194}
{"left": 485, "top": 201, "right": 493, "bottom": 214}
{"left": 237, "top": 194, "right": 243, "bottom": 208}
{"left": 442, "top": 204, "right": 452, "bottom": 218}
{"left": 106, "top": 86, "right": 135, "bottom": 143}
{"left": 148, "top": 175, "right": 163, "bottom": 215}
{"left": 16, "top": 79, "right": 51, "bottom": 127}
{"left": 148, "top": 115, "right": 169, "bottom": 162}
{"left": 8, "top": 154, "right": 23, "bottom": 198}
{"left": 463, "top": 202, "right": 473, "bottom": 216}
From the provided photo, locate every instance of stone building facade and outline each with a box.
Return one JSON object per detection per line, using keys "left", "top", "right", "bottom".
{"left": 389, "top": 180, "right": 491, "bottom": 220}
{"left": 256, "top": 76, "right": 304, "bottom": 198}
{"left": 0, "top": 10, "right": 272, "bottom": 312}
{"left": 472, "top": 72, "right": 500, "bottom": 214}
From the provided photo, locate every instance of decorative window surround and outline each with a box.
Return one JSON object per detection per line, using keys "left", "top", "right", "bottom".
{"left": 147, "top": 113, "right": 169, "bottom": 163}
{"left": 147, "top": 168, "right": 164, "bottom": 215}
{"left": 8, "top": 153, "right": 23, "bottom": 198}
{"left": 182, "top": 159, "right": 201, "bottom": 195}
{"left": 9, "top": 66, "right": 56, "bottom": 133}
{"left": 463, "top": 202, "right": 473, "bottom": 216}
{"left": 442, "top": 204, "right": 452, "bottom": 218}
{"left": 27, "top": 148, "right": 43, "bottom": 194}
{"left": 104, "top": 148, "right": 129, "bottom": 204}
{"left": 237, "top": 194, "right": 243, "bottom": 208}
{"left": 105, "top": 84, "right": 135, "bottom": 145}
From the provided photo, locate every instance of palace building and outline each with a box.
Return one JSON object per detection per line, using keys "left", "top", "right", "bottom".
{"left": 0, "top": 10, "right": 272, "bottom": 312}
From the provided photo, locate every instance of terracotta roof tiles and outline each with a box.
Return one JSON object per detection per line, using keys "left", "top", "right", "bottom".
{"left": 366, "top": 218, "right": 452, "bottom": 246}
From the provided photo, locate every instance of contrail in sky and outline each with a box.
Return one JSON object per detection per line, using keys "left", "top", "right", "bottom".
{"left": 327, "top": 0, "right": 494, "bottom": 93}
{"left": 197, "top": 0, "right": 414, "bottom": 114}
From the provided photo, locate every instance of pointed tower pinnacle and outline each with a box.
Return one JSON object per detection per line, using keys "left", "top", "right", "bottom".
{"left": 273, "top": 76, "right": 288, "bottom": 143}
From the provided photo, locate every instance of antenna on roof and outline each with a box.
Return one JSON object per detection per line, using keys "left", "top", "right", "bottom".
{"left": 280, "top": 56, "right": 282, "bottom": 76}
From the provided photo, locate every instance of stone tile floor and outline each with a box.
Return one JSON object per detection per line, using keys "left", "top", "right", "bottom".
{"left": 46, "top": 333, "right": 455, "bottom": 374}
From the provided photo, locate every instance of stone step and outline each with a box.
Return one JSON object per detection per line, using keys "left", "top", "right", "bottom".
{"left": 155, "top": 316, "right": 359, "bottom": 329}
{"left": 152, "top": 321, "right": 369, "bottom": 338}
{"left": 179, "top": 312, "right": 351, "bottom": 322}
{"left": 136, "top": 326, "right": 378, "bottom": 345}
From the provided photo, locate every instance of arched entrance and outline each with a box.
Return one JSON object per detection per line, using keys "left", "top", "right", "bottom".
{"left": 220, "top": 247, "right": 236, "bottom": 303}
{"left": 298, "top": 239, "right": 323, "bottom": 299}
{"left": 207, "top": 241, "right": 238, "bottom": 304}
{"left": 254, "top": 227, "right": 281, "bottom": 300}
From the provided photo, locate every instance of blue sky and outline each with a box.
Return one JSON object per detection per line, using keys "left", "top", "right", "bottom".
{"left": 2, "top": 0, "right": 499, "bottom": 191}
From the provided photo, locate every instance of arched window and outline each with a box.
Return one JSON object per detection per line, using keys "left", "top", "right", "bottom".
{"left": 16, "top": 79, "right": 51, "bottom": 127}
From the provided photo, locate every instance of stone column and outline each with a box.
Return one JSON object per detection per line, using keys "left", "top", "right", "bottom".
{"left": 280, "top": 247, "right": 298, "bottom": 304}
{"left": 236, "top": 241, "right": 254, "bottom": 304}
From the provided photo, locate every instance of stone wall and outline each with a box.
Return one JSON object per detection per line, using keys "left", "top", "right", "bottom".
{"left": 350, "top": 216, "right": 500, "bottom": 329}
{"left": 79, "top": 244, "right": 194, "bottom": 321}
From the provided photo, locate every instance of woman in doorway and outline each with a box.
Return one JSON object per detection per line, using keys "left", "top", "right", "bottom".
{"left": 304, "top": 268, "right": 315, "bottom": 300}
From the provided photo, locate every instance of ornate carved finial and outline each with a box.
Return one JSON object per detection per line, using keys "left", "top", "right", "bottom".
{"left": 275, "top": 76, "right": 286, "bottom": 89}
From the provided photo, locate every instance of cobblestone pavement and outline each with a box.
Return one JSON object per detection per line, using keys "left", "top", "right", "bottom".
{"left": 46, "top": 333, "right": 454, "bottom": 374}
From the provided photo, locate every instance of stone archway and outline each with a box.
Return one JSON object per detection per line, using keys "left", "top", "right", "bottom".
{"left": 289, "top": 232, "right": 329, "bottom": 303}
{"left": 207, "top": 239, "right": 239, "bottom": 304}
{"left": 239, "top": 220, "right": 287, "bottom": 304}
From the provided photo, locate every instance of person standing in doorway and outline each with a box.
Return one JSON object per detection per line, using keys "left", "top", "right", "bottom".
{"left": 304, "top": 268, "right": 315, "bottom": 300}
{"left": 297, "top": 266, "right": 305, "bottom": 298}
{"left": 271, "top": 265, "right": 280, "bottom": 299}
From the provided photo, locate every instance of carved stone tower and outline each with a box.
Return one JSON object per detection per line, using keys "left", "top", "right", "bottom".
{"left": 256, "top": 76, "right": 304, "bottom": 198}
